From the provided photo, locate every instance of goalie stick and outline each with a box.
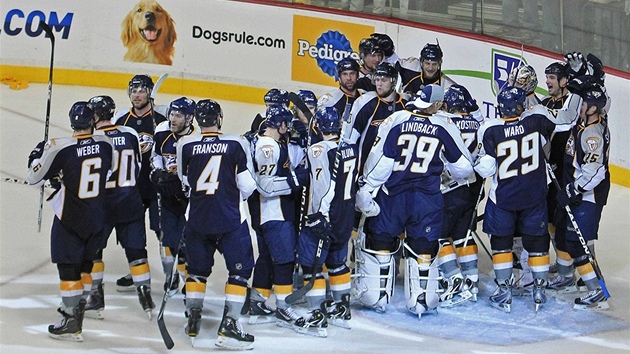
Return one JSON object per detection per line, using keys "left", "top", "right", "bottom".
{"left": 286, "top": 103, "right": 353, "bottom": 305}
{"left": 544, "top": 161, "right": 610, "bottom": 298}
{"left": 37, "top": 21, "right": 55, "bottom": 233}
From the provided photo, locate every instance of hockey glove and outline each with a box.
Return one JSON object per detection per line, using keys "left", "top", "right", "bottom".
{"left": 304, "top": 212, "right": 335, "bottom": 243}
{"left": 556, "top": 182, "right": 582, "bottom": 208}
{"left": 287, "top": 166, "right": 309, "bottom": 192}
{"left": 564, "top": 52, "right": 587, "bottom": 77}
{"left": 158, "top": 173, "right": 183, "bottom": 197}
{"left": 149, "top": 169, "right": 169, "bottom": 185}
{"left": 49, "top": 174, "right": 62, "bottom": 190}
{"left": 356, "top": 189, "right": 381, "bottom": 217}
{"left": 28, "top": 141, "right": 46, "bottom": 168}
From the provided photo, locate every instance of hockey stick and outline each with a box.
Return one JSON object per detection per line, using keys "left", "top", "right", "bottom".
{"left": 285, "top": 103, "right": 353, "bottom": 304}
{"left": 462, "top": 180, "right": 485, "bottom": 249}
{"left": 37, "top": 21, "right": 55, "bottom": 233}
{"left": 4, "top": 177, "right": 53, "bottom": 189}
{"left": 288, "top": 92, "right": 314, "bottom": 121}
{"left": 156, "top": 236, "right": 184, "bottom": 350}
{"left": 544, "top": 161, "right": 610, "bottom": 298}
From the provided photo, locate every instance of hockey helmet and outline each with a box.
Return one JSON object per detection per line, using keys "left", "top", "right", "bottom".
{"left": 358, "top": 37, "right": 383, "bottom": 59}
{"left": 69, "top": 101, "right": 95, "bottom": 130}
{"left": 336, "top": 57, "right": 360, "bottom": 76}
{"left": 497, "top": 86, "right": 526, "bottom": 118}
{"left": 420, "top": 42, "right": 443, "bottom": 63}
{"left": 128, "top": 74, "right": 154, "bottom": 95}
{"left": 264, "top": 88, "right": 289, "bottom": 106}
{"left": 264, "top": 104, "right": 293, "bottom": 129}
{"left": 88, "top": 95, "right": 116, "bottom": 122}
{"left": 168, "top": 97, "right": 196, "bottom": 121}
{"left": 374, "top": 62, "right": 398, "bottom": 82}
{"left": 297, "top": 89, "right": 317, "bottom": 107}
{"left": 544, "top": 62, "right": 569, "bottom": 79}
{"left": 443, "top": 86, "right": 466, "bottom": 113}
{"left": 195, "top": 99, "right": 223, "bottom": 128}
{"left": 315, "top": 106, "right": 342, "bottom": 135}
{"left": 370, "top": 33, "right": 395, "bottom": 57}
{"left": 509, "top": 65, "right": 538, "bottom": 95}
{"left": 582, "top": 85, "right": 607, "bottom": 113}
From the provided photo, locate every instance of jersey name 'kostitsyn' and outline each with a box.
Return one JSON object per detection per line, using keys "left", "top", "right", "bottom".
{"left": 177, "top": 133, "right": 256, "bottom": 234}
{"left": 27, "top": 135, "right": 114, "bottom": 234}
{"left": 95, "top": 125, "right": 144, "bottom": 223}
{"left": 440, "top": 112, "right": 482, "bottom": 193}
{"left": 476, "top": 111, "right": 556, "bottom": 210}
{"left": 308, "top": 140, "right": 359, "bottom": 240}
{"left": 363, "top": 111, "right": 472, "bottom": 196}
{"left": 563, "top": 116, "right": 610, "bottom": 205}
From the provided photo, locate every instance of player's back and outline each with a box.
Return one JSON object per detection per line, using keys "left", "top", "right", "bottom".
{"left": 479, "top": 111, "right": 555, "bottom": 210}
{"left": 178, "top": 133, "right": 248, "bottom": 234}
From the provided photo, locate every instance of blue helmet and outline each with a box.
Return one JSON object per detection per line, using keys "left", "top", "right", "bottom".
{"left": 264, "top": 104, "right": 293, "bottom": 129}
{"left": 69, "top": 101, "right": 94, "bottom": 130}
{"left": 88, "top": 95, "right": 116, "bottom": 122}
{"left": 128, "top": 74, "right": 154, "bottom": 95}
{"left": 168, "top": 97, "right": 196, "bottom": 120}
{"left": 195, "top": 99, "right": 223, "bottom": 128}
{"left": 420, "top": 42, "right": 443, "bottom": 62}
{"left": 497, "top": 86, "right": 526, "bottom": 118}
{"left": 443, "top": 86, "right": 466, "bottom": 112}
{"left": 336, "top": 57, "right": 360, "bottom": 76}
{"left": 264, "top": 88, "right": 289, "bottom": 106}
{"left": 297, "top": 89, "right": 317, "bottom": 106}
{"left": 582, "top": 85, "right": 607, "bottom": 112}
{"left": 315, "top": 107, "right": 341, "bottom": 135}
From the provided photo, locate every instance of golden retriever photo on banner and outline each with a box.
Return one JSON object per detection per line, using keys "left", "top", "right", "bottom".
{"left": 122, "top": 0, "right": 177, "bottom": 65}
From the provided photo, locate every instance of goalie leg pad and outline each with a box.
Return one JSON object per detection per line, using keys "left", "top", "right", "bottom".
{"left": 404, "top": 257, "right": 440, "bottom": 317}
{"left": 352, "top": 248, "right": 395, "bottom": 312}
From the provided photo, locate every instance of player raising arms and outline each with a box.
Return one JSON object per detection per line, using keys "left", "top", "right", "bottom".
{"left": 294, "top": 107, "right": 358, "bottom": 337}
{"left": 90, "top": 95, "right": 155, "bottom": 319}
{"left": 176, "top": 99, "right": 257, "bottom": 349}
{"left": 28, "top": 101, "right": 114, "bottom": 341}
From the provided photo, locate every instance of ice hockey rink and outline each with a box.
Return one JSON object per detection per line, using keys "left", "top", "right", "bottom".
{"left": 1, "top": 83, "right": 629, "bottom": 353}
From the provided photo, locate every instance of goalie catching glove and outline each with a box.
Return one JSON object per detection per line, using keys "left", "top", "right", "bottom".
{"left": 355, "top": 189, "right": 381, "bottom": 217}
{"left": 150, "top": 169, "right": 183, "bottom": 197}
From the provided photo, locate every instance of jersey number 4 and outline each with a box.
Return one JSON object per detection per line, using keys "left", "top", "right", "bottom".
{"left": 197, "top": 155, "right": 222, "bottom": 195}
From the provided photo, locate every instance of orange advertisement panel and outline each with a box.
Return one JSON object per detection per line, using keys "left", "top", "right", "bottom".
{"left": 291, "top": 14, "right": 374, "bottom": 86}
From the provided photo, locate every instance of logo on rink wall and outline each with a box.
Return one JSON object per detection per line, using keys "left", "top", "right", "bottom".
{"left": 292, "top": 15, "right": 372, "bottom": 86}
{"left": 491, "top": 49, "right": 528, "bottom": 96}
{"left": 3, "top": 9, "right": 73, "bottom": 39}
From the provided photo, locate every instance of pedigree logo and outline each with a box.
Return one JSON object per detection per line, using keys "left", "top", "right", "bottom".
{"left": 292, "top": 15, "right": 373, "bottom": 86}
{"left": 491, "top": 49, "right": 528, "bottom": 96}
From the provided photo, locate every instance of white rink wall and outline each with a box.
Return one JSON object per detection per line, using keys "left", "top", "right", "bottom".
{"left": 1, "top": 0, "right": 629, "bottom": 179}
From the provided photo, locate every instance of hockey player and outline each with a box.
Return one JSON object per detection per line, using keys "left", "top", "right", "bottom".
{"left": 475, "top": 86, "right": 571, "bottom": 313}
{"left": 318, "top": 57, "right": 363, "bottom": 119}
{"left": 294, "top": 107, "right": 358, "bottom": 337}
{"left": 250, "top": 104, "right": 307, "bottom": 328}
{"left": 435, "top": 85, "right": 484, "bottom": 306}
{"left": 355, "top": 84, "right": 473, "bottom": 318}
{"left": 551, "top": 85, "right": 610, "bottom": 310}
{"left": 348, "top": 62, "right": 406, "bottom": 174}
{"left": 27, "top": 101, "right": 114, "bottom": 341}
{"left": 112, "top": 74, "right": 167, "bottom": 291}
{"left": 356, "top": 37, "right": 384, "bottom": 92}
{"left": 370, "top": 33, "right": 398, "bottom": 65}
{"left": 90, "top": 95, "right": 155, "bottom": 319}
{"left": 150, "top": 97, "right": 198, "bottom": 295}
{"left": 176, "top": 99, "right": 257, "bottom": 349}
{"left": 398, "top": 42, "right": 456, "bottom": 96}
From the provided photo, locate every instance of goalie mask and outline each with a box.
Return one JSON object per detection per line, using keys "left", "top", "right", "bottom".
{"left": 88, "top": 95, "right": 116, "bottom": 123}
{"left": 497, "top": 86, "right": 526, "bottom": 118}
{"left": 195, "top": 99, "right": 223, "bottom": 128}
{"left": 508, "top": 65, "right": 538, "bottom": 95}
{"left": 69, "top": 101, "right": 95, "bottom": 130}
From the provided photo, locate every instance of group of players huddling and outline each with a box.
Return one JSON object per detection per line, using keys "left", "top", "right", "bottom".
{"left": 26, "top": 32, "right": 612, "bottom": 349}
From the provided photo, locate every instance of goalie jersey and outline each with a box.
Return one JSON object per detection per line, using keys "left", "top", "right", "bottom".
{"left": 27, "top": 134, "right": 114, "bottom": 235}
{"left": 176, "top": 132, "right": 256, "bottom": 234}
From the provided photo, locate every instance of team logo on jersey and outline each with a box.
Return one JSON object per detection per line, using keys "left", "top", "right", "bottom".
{"left": 491, "top": 49, "right": 527, "bottom": 96}
{"left": 586, "top": 137, "right": 599, "bottom": 152}
{"left": 292, "top": 15, "right": 373, "bottom": 86}
{"left": 311, "top": 145, "right": 323, "bottom": 158}
{"left": 138, "top": 133, "right": 155, "bottom": 154}
{"left": 261, "top": 145, "right": 274, "bottom": 159}
{"left": 565, "top": 135, "right": 575, "bottom": 156}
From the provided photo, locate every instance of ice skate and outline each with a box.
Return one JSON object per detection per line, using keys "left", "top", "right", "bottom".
{"left": 414, "top": 292, "right": 438, "bottom": 320}
{"left": 463, "top": 278, "right": 479, "bottom": 302}
{"left": 325, "top": 294, "right": 351, "bottom": 329}
{"left": 574, "top": 288, "right": 609, "bottom": 311}
{"left": 439, "top": 275, "right": 473, "bottom": 308}
{"left": 489, "top": 278, "right": 513, "bottom": 313}
{"left": 533, "top": 278, "right": 547, "bottom": 312}
{"left": 185, "top": 307, "right": 202, "bottom": 346}
{"left": 247, "top": 299, "right": 275, "bottom": 325}
{"left": 546, "top": 274, "right": 578, "bottom": 294}
{"left": 137, "top": 285, "right": 155, "bottom": 319}
{"left": 216, "top": 314, "right": 254, "bottom": 350}
{"left": 84, "top": 283, "right": 105, "bottom": 320}
{"left": 116, "top": 273, "right": 135, "bottom": 292}
{"left": 294, "top": 306, "right": 328, "bottom": 337}
{"left": 48, "top": 299, "right": 86, "bottom": 342}
{"left": 275, "top": 307, "right": 301, "bottom": 329}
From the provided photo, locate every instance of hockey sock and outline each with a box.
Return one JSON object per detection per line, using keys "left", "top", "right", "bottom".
{"left": 274, "top": 284, "right": 293, "bottom": 309}
{"left": 81, "top": 273, "right": 93, "bottom": 298}
{"left": 576, "top": 262, "right": 599, "bottom": 291}
{"left": 556, "top": 250, "right": 574, "bottom": 277}
{"left": 225, "top": 283, "right": 248, "bottom": 319}
{"left": 328, "top": 265, "right": 351, "bottom": 302}
{"left": 129, "top": 258, "right": 151, "bottom": 288}
{"left": 492, "top": 251, "right": 513, "bottom": 282}
{"left": 528, "top": 252, "right": 549, "bottom": 280}
{"left": 437, "top": 240, "right": 460, "bottom": 278}
{"left": 90, "top": 260, "right": 104, "bottom": 293}
{"left": 186, "top": 275, "right": 208, "bottom": 310}
{"left": 60, "top": 280, "right": 83, "bottom": 313}
{"left": 160, "top": 246, "right": 174, "bottom": 276}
